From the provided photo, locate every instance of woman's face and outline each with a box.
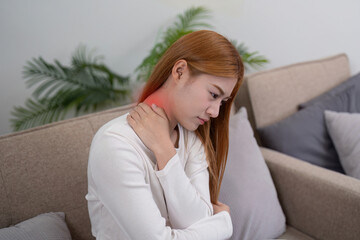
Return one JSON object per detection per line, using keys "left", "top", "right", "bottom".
{"left": 172, "top": 73, "right": 237, "bottom": 131}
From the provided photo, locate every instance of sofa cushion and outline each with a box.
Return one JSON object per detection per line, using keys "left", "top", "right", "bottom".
{"left": 300, "top": 72, "right": 360, "bottom": 110}
{"left": 257, "top": 87, "right": 357, "bottom": 173}
{"left": 0, "top": 212, "right": 71, "bottom": 240}
{"left": 219, "top": 107, "right": 286, "bottom": 240}
{"left": 277, "top": 226, "right": 314, "bottom": 240}
{"left": 325, "top": 111, "right": 360, "bottom": 179}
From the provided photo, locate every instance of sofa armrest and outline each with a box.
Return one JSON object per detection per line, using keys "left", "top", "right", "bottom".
{"left": 260, "top": 147, "right": 360, "bottom": 240}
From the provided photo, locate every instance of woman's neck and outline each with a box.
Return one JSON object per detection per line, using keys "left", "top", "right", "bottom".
{"left": 143, "top": 89, "right": 178, "bottom": 133}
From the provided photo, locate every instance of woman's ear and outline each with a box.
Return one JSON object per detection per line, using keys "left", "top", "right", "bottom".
{"left": 171, "top": 59, "right": 188, "bottom": 82}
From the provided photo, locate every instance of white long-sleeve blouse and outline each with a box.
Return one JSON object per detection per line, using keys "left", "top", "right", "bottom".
{"left": 85, "top": 114, "right": 232, "bottom": 240}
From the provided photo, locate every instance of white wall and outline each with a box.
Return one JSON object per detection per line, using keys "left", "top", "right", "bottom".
{"left": 1, "top": 0, "right": 359, "bottom": 135}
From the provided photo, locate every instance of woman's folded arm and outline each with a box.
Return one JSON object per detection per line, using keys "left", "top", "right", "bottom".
{"left": 155, "top": 132, "right": 213, "bottom": 229}
{"left": 89, "top": 133, "right": 232, "bottom": 240}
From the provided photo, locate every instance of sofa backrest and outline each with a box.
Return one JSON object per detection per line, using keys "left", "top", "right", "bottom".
{"left": 244, "top": 53, "right": 350, "bottom": 128}
{"left": 0, "top": 103, "right": 135, "bottom": 240}
{"left": 0, "top": 53, "right": 351, "bottom": 239}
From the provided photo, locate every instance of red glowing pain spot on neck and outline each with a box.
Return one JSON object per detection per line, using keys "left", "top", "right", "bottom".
{"left": 144, "top": 95, "right": 165, "bottom": 108}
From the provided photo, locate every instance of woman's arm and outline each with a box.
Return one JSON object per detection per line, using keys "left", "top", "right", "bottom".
{"left": 155, "top": 132, "right": 224, "bottom": 229}
{"left": 127, "top": 104, "right": 221, "bottom": 228}
{"left": 89, "top": 132, "right": 232, "bottom": 240}
{"left": 155, "top": 148, "right": 213, "bottom": 229}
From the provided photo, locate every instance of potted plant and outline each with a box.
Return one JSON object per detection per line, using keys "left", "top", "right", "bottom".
{"left": 11, "top": 6, "right": 268, "bottom": 131}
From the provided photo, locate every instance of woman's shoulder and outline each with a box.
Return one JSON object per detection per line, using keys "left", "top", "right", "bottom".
{"left": 96, "top": 113, "right": 130, "bottom": 133}
{"left": 92, "top": 113, "right": 139, "bottom": 145}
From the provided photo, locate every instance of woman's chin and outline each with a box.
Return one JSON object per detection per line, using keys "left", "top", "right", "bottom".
{"left": 182, "top": 122, "right": 200, "bottom": 132}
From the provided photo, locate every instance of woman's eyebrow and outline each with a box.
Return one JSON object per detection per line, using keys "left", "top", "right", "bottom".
{"left": 211, "top": 84, "right": 225, "bottom": 95}
{"left": 211, "top": 84, "right": 231, "bottom": 98}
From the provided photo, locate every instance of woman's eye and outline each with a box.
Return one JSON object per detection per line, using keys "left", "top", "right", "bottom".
{"left": 210, "top": 92, "right": 219, "bottom": 99}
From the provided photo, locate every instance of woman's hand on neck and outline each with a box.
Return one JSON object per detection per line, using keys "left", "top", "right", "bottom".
{"left": 143, "top": 87, "right": 178, "bottom": 134}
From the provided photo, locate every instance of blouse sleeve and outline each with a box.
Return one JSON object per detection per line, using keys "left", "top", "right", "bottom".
{"left": 155, "top": 133, "right": 214, "bottom": 229}
{"left": 89, "top": 131, "right": 232, "bottom": 240}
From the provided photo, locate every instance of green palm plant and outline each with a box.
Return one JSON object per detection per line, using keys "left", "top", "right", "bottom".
{"left": 136, "top": 6, "right": 213, "bottom": 81}
{"left": 11, "top": 46, "right": 130, "bottom": 131}
{"left": 11, "top": 6, "right": 269, "bottom": 132}
{"left": 232, "top": 41, "right": 269, "bottom": 70}
{"left": 136, "top": 6, "right": 269, "bottom": 81}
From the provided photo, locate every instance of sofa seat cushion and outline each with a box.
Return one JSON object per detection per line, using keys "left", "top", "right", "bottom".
{"left": 277, "top": 226, "right": 314, "bottom": 240}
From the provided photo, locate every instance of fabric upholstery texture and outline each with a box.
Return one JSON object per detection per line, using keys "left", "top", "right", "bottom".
{"left": 246, "top": 53, "right": 350, "bottom": 128}
{"left": 0, "top": 103, "right": 133, "bottom": 240}
{"left": 258, "top": 87, "right": 357, "bottom": 173}
{"left": 234, "top": 78, "right": 262, "bottom": 144}
{"left": 325, "top": 111, "right": 360, "bottom": 179}
{"left": 277, "top": 226, "right": 314, "bottom": 240}
{"left": 300, "top": 72, "right": 360, "bottom": 109}
{"left": 0, "top": 119, "right": 94, "bottom": 239}
{"left": 0, "top": 212, "right": 71, "bottom": 240}
{"left": 0, "top": 176, "right": 10, "bottom": 228}
{"left": 219, "top": 107, "right": 286, "bottom": 240}
{"left": 262, "top": 147, "right": 360, "bottom": 240}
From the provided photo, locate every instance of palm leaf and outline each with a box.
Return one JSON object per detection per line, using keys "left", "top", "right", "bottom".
{"left": 174, "top": 6, "right": 212, "bottom": 30}
{"left": 12, "top": 45, "right": 131, "bottom": 131}
{"left": 136, "top": 6, "right": 212, "bottom": 81}
{"left": 232, "top": 41, "right": 269, "bottom": 71}
{"left": 12, "top": 6, "right": 270, "bottom": 132}
{"left": 10, "top": 97, "right": 67, "bottom": 131}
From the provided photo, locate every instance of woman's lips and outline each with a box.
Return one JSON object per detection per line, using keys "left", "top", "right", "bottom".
{"left": 198, "top": 117, "right": 207, "bottom": 125}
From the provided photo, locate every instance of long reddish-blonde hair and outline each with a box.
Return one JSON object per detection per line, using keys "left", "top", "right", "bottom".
{"left": 138, "top": 30, "right": 244, "bottom": 203}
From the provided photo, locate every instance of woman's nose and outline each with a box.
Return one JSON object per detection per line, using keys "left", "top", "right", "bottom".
{"left": 206, "top": 101, "right": 221, "bottom": 118}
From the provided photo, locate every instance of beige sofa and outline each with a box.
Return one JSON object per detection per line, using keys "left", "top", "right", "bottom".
{"left": 0, "top": 53, "right": 359, "bottom": 240}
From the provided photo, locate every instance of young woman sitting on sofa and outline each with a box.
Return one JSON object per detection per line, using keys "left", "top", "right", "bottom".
{"left": 86, "top": 30, "right": 244, "bottom": 240}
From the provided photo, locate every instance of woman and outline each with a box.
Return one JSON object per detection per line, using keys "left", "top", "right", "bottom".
{"left": 86, "top": 30, "right": 244, "bottom": 240}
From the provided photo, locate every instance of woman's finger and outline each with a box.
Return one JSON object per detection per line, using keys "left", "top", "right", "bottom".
{"left": 126, "top": 114, "right": 136, "bottom": 127}
{"left": 151, "top": 104, "right": 168, "bottom": 119}
{"left": 134, "top": 104, "right": 148, "bottom": 118}
{"left": 129, "top": 109, "right": 141, "bottom": 121}
{"left": 138, "top": 102, "right": 153, "bottom": 114}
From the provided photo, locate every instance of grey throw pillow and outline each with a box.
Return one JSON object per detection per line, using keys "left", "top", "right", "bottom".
{"left": 0, "top": 212, "right": 72, "bottom": 240}
{"left": 325, "top": 110, "right": 360, "bottom": 179}
{"left": 257, "top": 87, "right": 357, "bottom": 173}
{"left": 219, "top": 107, "right": 286, "bottom": 240}
{"left": 299, "top": 72, "right": 360, "bottom": 110}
